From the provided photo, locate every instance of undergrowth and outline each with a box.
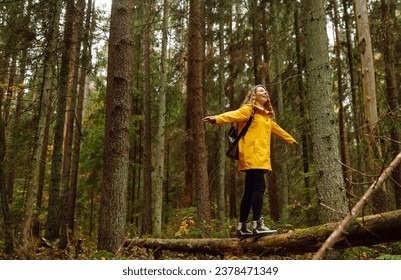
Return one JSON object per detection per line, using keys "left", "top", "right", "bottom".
{"left": 1, "top": 205, "right": 401, "bottom": 260}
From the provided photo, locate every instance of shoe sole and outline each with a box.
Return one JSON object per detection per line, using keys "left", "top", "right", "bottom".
{"left": 237, "top": 232, "right": 252, "bottom": 236}
{"left": 253, "top": 230, "right": 278, "bottom": 235}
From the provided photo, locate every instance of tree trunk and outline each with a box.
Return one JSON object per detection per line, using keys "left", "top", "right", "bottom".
{"left": 260, "top": 0, "right": 271, "bottom": 87}
{"left": 0, "top": 69, "right": 14, "bottom": 254}
{"left": 342, "top": 0, "right": 363, "bottom": 191}
{"left": 142, "top": 0, "right": 153, "bottom": 235}
{"left": 187, "top": 0, "right": 211, "bottom": 230}
{"left": 184, "top": 46, "right": 193, "bottom": 211}
{"left": 264, "top": 1, "right": 279, "bottom": 222}
{"left": 24, "top": 0, "right": 61, "bottom": 248}
{"left": 380, "top": 0, "right": 401, "bottom": 209}
{"left": 7, "top": 0, "right": 32, "bottom": 203}
{"left": 45, "top": 0, "right": 75, "bottom": 241}
{"left": 226, "top": 5, "right": 237, "bottom": 219}
{"left": 126, "top": 209, "right": 401, "bottom": 257}
{"left": 60, "top": 0, "right": 85, "bottom": 249}
{"left": 5, "top": 56, "right": 17, "bottom": 204}
{"left": 216, "top": 0, "right": 226, "bottom": 230}
{"left": 68, "top": 0, "right": 92, "bottom": 241}
{"left": 33, "top": 99, "right": 52, "bottom": 237}
{"left": 302, "top": 0, "right": 348, "bottom": 224}
{"left": 130, "top": 4, "right": 143, "bottom": 228}
{"left": 30, "top": 0, "right": 62, "bottom": 240}
{"left": 183, "top": 139, "right": 194, "bottom": 208}
{"left": 294, "top": 4, "right": 311, "bottom": 202}
{"left": 249, "top": 0, "right": 262, "bottom": 84}
{"left": 97, "top": 0, "right": 135, "bottom": 254}
{"left": 271, "top": 0, "right": 289, "bottom": 220}
{"left": 153, "top": 0, "right": 168, "bottom": 238}
{"left": 354, "top": 0, "right": 389, "bottom": 214}
{"left": 331, "top": 0, "right": 353, "bottom": 198}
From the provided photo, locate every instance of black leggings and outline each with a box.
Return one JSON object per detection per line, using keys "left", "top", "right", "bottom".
{"left": 240, "top": 169, "right": 266, "bottom": 222}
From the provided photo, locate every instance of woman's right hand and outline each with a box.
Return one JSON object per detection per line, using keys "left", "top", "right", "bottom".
{"left": 202, "top": 116, "right": 216, "bottom": 124}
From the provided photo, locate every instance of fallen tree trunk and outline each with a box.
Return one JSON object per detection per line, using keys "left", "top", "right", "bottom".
{"left": 125, "top": 209, "right": 401, "bottom": 256}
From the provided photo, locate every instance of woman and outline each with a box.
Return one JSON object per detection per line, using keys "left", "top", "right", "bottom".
{"left": 202, "top": 85, "right": 297, "bottom": 236}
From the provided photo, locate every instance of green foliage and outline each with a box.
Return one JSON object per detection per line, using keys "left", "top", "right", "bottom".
{"left": 342, "top": 243, "right": 401, "bottom": 260}
{"left": 164, "top": 207, "right": 198, "bottom": 238}
{"left": 90, "top": 250, "right": 115, "bottom": 260}
{"left": 163, "top": 207, "right": 232, "bottom": 239}
{"left": 376, "top": 255, "right": 401, "bottom": 260}
{"left": 74, "top": 77, "right": 107, "bottom": 237}
{"left": 286, "top": 200, "right": 319, "bottom": 228}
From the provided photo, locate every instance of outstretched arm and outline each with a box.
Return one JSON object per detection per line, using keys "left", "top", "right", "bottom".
{"left": 202, "top": 116, "right": 216, "bottom": 124}
{"left": 203, "top": 105, "right": 253, "bottom": 125}
{"left": 271, "top": 121, "right": 298, "bottom": 144}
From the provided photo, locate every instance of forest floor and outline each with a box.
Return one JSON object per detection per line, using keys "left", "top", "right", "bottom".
{"left": 1, "top": 238, "right": 401, "bottom": 260}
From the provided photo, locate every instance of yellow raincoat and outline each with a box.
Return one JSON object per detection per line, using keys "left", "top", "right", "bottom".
{"left": 215, "top": 104, "right": 296, "bottom": 172}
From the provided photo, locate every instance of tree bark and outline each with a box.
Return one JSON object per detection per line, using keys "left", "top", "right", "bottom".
{"left": 45, "top": 0, "right": 75, "bottom": 241}
{"left": 97, "top": 0, "right": 135, "bottom": 254}
{"left": 32, "top": 0, "right": 61, "bottom": 238}
{"left": 226, "top": 5, "right": 237, "bottom": 219}
{"left": 216, "top": 0, "right": 226, "bottom": 230}
{"left": 5, "top": 56, "right": 17, "bottom": 204}
{"left": 0, "top": 65, "right": 14, "bottom": 254}
{"left": 68, "top": 0, "right": 93, "bottom": 241}
{"left": 331, "top": 0, "right": 352, "bottom": 196}
{"left": 354, "top": 0, "right": 389, "bottom": 214}
{"left": 342, "top": 0, "right": 363, "bottom": 190}
{"left": 380, "top": 0, "right": 401, "bottom": 209}
{"left": 271, "top": 0, "right": 289, "bottom": 220}
{"left": 187, "top": 0, "right": 211, "bottom": 230}
{"left": 260, "top": 0, "right": 271, "bottom": 87}
{"left": 302, "top": 0, "right": 348, "bottom": 224}
{"left": 153, "top": 0, "right": 168, "bottom": 238}
{"left": 248, "top": 0, "right": 262, "bottom": 84}
{"left": 294, "top": 4, "right": 311, "bottom": 202}
{"left": 60, "top": 0, "right": 85, "bottom": 249}
{"left": 126, "top": 209, "right": 401, "bottom": 257}
{"left": 142, "top": 0, "right": 153, "bottom": 235}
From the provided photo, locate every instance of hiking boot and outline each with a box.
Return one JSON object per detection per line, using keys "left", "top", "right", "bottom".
{"left": 237, "top": 221, "right": 252, "bottom": 236}
{"left": 252, "top": 217, "right": 278, "bottom": 235}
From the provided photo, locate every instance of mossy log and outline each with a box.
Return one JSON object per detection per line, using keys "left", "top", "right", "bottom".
{"left": 125, "top": 209, "right": 401, "bottom": 256}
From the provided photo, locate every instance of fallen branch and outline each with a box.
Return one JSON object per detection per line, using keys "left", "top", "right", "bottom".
{"left": 126, "top": 209, "right": 401, "bottom": 257}
{"left": 313, "top": 152, "right": 401, "bottom": 260}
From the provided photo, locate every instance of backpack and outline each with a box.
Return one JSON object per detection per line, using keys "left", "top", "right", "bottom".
{"left": 226, "top": 111, "right": 254, "bottom": 160}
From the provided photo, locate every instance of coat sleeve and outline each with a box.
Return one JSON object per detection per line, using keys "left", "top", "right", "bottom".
{"left": 215, "top": 105, "right": 253, "bottom": 124}
{"left": 271, "top": 121, "right": 296, "bottom": 144}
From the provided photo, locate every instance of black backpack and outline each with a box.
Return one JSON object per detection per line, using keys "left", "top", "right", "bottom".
{"left": 226, "top": 111, "right": 254, "bottom": 160}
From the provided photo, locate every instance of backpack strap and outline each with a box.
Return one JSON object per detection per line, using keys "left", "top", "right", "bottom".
{"left": 233, "top": 109, "right": 254, "bottom": 145}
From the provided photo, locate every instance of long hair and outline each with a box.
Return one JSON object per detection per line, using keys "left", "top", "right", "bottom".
{"left": 241, "top": 84, "right": 276, "bottom": 120}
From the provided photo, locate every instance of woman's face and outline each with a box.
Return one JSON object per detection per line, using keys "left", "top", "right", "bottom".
{"left": 255, "top": 86, "right": 268, "bottom": 105}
